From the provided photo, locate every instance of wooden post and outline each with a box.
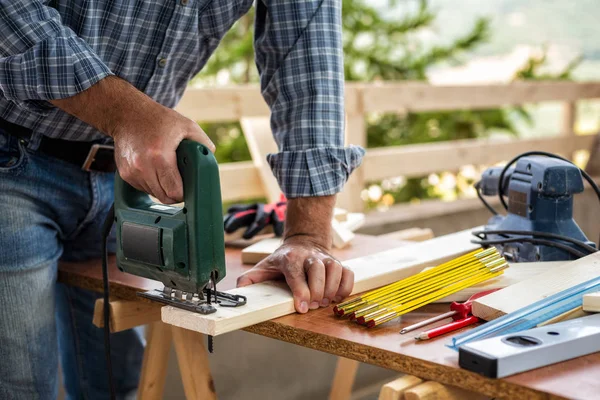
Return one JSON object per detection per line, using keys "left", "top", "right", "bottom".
{"left": 240, "top": 117, "right": 281, "bottom": 203}
{"left": 338, "top": 85, "right": 367, "bottom": 213}
{"left": 138, "top": 323, "right": 173, "bottom": 400}
{"left": 329, "top": 357, "right": 360, "bottom": 400}
{"left": 562, "top": 102, "right": 577, "bottom": 159}
{"left": 172, "top": 327, "right": 217, "bottom": 400}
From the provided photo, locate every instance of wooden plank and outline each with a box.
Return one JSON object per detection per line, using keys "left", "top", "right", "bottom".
{"left": 175, "top": 86, "right": 269, "bottom": 122}
{"left": 172, "top": 327, "right": 216, "bottom": 400}
{"left": 162, "top": 227, "right": 481, "bottom": 336}
{"left": 331, "top": 219, "right": 355, "bottom": 249}
{"left": 378, "top": 228, "right": 434, "bottom": 242}
{"left": 536, "top": 306, "right": 588, "bottom": 327}
{"left": 240, "top": 117, "right": 281, "bottom": 203}
{"left": 334, "top": 208, "right": 349, "bottom": 222}
{"left": 435, "top": 261, "right": 564, "bottom": 303}
{"left": 404, "top": 381, "right": 488, "bottom": 400}
{"left": 241, "top": 237, "right": 282, "bottom": 264}
{"left": 329, "top": 358, "right": 359, "bottom": 400}
{"left": 378, "top": 375, "right": 423, "bottom": 400}
{"left": 138, "top": 322, "right": 173, "bottom": 400}
{"left": 473, "top": 252, "right": 600, "bottom": 321}
{"left": 343, "top": 213, "right": 365, "bottom": 232}
{"left": 363, "top": 135, "right": 595, "bottom": 181}
{"left": 583, "top": 292, "right": 600, "bottom": 312}
{"left": 337, "top": 115, "right": 367, "bottom": 212}
{"left": 175, "top": 82, "right": 600, "bottom": 122}
{"left": 93, "top": 299, "right": 162, "bottom": 333}
{"left": 219, "top": 161, "right": 264, "bottom": 202}
{"left": 561, "top": 102, "right": 577, "bottom": 138}
{"left": 585, "top": 134, "right": 600, "bottom": 176}
{"left": 360, "top": 81, "right": 600, "bottom": 113}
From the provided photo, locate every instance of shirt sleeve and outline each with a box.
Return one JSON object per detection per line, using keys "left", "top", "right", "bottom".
{"left": 0, "top": 1, "right": 114, "bottom": 115}
{"left": 254, "top": 0, "right": 365, "bottom": 198}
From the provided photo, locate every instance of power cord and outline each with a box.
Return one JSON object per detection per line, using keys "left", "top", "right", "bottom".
{"left": 472, "top": 229, "right": 597, "bottom": 259}
{"left": 472, "top": 229, "right": 597, "bottom": 254}
{"left": 101, "top": 203, "right": 116, "bottom": 400}
{"left": 472, "top": 236, "right": 588, "bottom": 259}
{"left": 474, "top": 181, "right": 499, "bottom": 216}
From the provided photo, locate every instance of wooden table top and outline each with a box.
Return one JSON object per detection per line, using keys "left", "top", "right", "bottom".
{"left": 58, "top": 234, "right": 599, "bottom": 400}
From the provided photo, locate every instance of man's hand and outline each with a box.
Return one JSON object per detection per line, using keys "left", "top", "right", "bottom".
{"left": 51, "top": 76, "right": 214, "bottom": 204}
{"left": 237, "top": 195, "right": 355, "bottom": 313}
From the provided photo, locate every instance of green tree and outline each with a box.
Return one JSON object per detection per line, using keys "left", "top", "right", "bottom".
{"left": 196, "top": 0, "right": 578, "bottom": 208}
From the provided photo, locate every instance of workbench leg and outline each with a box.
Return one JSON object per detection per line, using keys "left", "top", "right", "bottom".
{"left": 138, "top": 322, "right": 173, "bottom": 400}
{"left": 329, "top": 357, "right": 360, "bottom": 400}
{"left": 172, "top": 326, "right": 217, "bottom": 400}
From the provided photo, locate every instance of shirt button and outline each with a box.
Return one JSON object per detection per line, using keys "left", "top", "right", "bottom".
{"left": 158, "top": 58, "right": 167, "bottom": 68}
{"left": 181, "top": 0, "right": 189, "bottom": 5}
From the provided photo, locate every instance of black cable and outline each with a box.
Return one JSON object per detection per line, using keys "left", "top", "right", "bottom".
{"left": 472, "top": 237, "right": 589, "bottom": 259}
{"left": 473, "top": 229, "right": 598, "bottom": 254}
{"left": 101, "top": 203, "right": 116, "bottom": 400}
{"left": 475, "top": 182, "right": 499, "bottom": 216}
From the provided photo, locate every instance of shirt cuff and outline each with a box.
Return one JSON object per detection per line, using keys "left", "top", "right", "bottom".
{"left": 0, "top": 37, "right": 114, "bottom": 115}
{"left": 267, "top": 145, "right": 365, "bottom": 198}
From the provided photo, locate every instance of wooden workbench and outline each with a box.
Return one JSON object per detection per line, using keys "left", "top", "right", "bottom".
{"left": 58, "top": 234, "right": 600, "bottom": 400}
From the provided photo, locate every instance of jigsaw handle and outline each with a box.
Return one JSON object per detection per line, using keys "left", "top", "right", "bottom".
{"left": 114, "top": 140, "right": 213, "bottom": 208}
{"left": 114, "top": 139, "right": 227, "bottom": 293}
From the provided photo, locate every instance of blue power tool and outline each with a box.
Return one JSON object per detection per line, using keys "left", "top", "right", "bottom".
{"left": 473, "top": 152, "right": 599, "bottom": 262}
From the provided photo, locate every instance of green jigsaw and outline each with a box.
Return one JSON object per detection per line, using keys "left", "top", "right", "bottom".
{"left": 114, "top": 139, "right": 246, "bottom": 316}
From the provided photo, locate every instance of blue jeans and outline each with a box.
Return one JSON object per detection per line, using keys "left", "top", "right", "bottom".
{"left": 0, "top": 133, "right": 144, "bottom": 399}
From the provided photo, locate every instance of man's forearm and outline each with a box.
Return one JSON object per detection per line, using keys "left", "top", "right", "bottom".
{"left": 285, "top": 195, "right": 336, "bottom": 250}
{"left": 50, "top": 76, "right": 155, "bottom": 138}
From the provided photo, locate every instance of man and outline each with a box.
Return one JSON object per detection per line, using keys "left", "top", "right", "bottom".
{"left": 0, "top": 0, "right": 364, "bottom": 398}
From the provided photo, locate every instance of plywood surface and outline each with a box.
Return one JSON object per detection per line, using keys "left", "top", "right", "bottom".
{"left": 57, "top": 233, "right": 600, "bottom": 400}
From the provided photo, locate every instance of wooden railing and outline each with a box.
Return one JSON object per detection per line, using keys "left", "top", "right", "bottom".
{"left": 175, "top": 81, "right": 600, "bottom": 212}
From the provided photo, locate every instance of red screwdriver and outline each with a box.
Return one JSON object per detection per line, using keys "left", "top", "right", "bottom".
{"left": 399, "top": 289, "right": 499, "bottom": 340}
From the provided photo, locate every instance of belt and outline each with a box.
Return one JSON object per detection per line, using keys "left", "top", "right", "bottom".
{"left": 0, "top": 117, "right": 116, "bottom": 173}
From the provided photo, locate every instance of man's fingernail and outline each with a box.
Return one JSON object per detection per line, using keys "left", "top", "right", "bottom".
{"left": 321, "top": 298, "right": 330, "bottom": 307}
{"left": 310, "top": 301, "right": 319, "bottom": 310}
{"left": 333, "top": 296, "right": 342, "bottom": 303}
{"left": 299, "top": 301, "right": 308, "bottom": 313}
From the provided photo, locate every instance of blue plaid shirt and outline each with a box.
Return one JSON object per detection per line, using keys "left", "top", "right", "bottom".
{"left": 0, "top": 0, "right": 364, "bottom": 197}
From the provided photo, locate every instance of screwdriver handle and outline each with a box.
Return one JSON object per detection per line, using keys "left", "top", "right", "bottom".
{"left": 449, "top": 288, "right": 500, "bottom": 320}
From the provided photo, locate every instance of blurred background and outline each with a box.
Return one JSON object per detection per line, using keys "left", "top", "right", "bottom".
{"left": 192, "top": 0, "right": 600, "bottom": 211}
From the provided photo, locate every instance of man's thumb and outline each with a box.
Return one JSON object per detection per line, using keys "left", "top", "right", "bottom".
{"left": 236, "top": 266, "right": 281, "bottom": 287}
{"left": 187, "top": 126, "right": 216, "bottom": 153}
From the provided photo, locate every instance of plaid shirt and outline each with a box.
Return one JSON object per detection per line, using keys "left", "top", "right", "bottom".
{"left": 0, "top": 0, "right": 364, "bottom": 197}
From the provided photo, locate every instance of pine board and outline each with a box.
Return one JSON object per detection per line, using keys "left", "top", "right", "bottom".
{"left": 162, "top": 227, "right": 481, "bottom": 336}
{"left": 473, "top": 252, "right": 600, "bottom": 321}
{"left": 434, "top": 261, "right": 564, "bottom": 303}
{"left": 583, "top": 292, "right": 600, "bottom": 313}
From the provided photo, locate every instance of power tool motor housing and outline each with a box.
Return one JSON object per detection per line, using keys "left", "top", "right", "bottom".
{"left": 479, "top": 156, "right": 594, "bottom": 262}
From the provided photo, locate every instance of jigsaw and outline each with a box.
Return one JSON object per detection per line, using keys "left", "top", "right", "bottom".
{"left": 113, "top": 139, "right": 246, "bottom": 315}
{"left": 473, "top": 151, "right": 599, "bottom": 262}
